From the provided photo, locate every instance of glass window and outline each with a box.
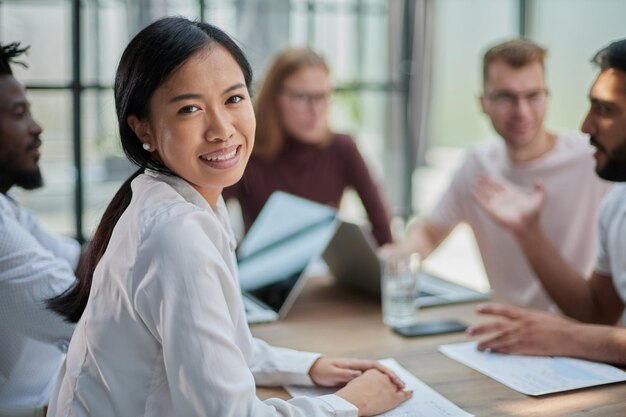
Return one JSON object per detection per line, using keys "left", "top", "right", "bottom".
{"left": 0, "top": 0, "right": 71, "bottom": 85}
{"left": 82, "top": 0, "right": 128, "bottom": 86}
{"left": 82, "top": 89, "right": 130, "bottom": 235}
{"left": 1, "top": 0, "right": 393, "bottom": 239}
{"left": 429, "top": 0, "right": 518, "bottom": 148}
{"left": 531, "top": 0, "right": 626, "bottom": 131}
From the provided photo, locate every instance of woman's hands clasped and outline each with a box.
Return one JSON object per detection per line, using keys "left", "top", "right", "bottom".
{"left": 309, "top": 357, "right": 412, "bottom": 416}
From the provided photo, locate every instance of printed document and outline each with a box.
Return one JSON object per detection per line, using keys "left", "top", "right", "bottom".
{"left": 439, "top": 341, "right": 626, "bottom": 396}
{"left": 285, "top": 358, "right": 473, "bottom": 417}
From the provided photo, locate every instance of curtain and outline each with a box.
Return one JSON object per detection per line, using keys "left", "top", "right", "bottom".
{"left": 235, "top": 0, "right": 291, "bottom": 84}
{"left": 387, "top": 0, "right": 434, "bottom": 219}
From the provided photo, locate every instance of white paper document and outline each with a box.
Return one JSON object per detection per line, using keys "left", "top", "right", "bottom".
{"left": 439, "top": 341, "right": 626, "bottom": 396}
{"left": 285, "top": 358, "right": 473, "bottom": 417}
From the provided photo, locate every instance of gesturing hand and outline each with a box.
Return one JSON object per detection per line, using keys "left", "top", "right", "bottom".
{"left": 472, "top": 175, "right": 546, "bottom": 235}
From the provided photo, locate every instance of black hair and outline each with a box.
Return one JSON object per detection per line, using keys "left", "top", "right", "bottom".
{"left": 115, "top": 17, "right": 252, "bottom": 174}
{"left": 48, "top": 16, "right": 253, "bottom": 322}
{"left": 592, "top": 39, "right": 626, "bottom": 73}
{"left": 0, "top": 42, "right": 29, "bottom": 76}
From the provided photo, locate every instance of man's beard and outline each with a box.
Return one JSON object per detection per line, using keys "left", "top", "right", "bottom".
{"left": 0, "top": 164, "right": 44, "bottom": 191}
{"left": 592, "top": 136, "right": 626, "bottom": 182}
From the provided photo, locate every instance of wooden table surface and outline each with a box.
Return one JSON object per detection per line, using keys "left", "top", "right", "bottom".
{"left": 252, "top": 275, "right": 626, "bottom": 416}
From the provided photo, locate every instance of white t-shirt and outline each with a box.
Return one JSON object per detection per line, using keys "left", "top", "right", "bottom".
{"left": 48, "top": 170, "right": 356, "bottom": 417}
{"left": 595, "top": 183, "right": 626, "bottom": 303}
{"left": 428, "top": 131, "right": 611, "bottom": 311}
{"left": 0, "top": 193, "right": 78, "bottom": 407}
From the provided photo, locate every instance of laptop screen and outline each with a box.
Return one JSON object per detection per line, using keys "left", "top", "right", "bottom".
{"left": 322, "top": 221, "right": 491, "bottom": 307}
{"left": 237, "top": 192, "right": 337, "bottom": 315}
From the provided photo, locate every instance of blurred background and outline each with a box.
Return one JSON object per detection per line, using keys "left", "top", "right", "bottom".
{"left": 2, "top": 0, "right": 625, "bottom": 288}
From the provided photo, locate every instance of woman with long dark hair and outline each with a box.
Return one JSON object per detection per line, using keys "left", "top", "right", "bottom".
{"left": 47, "top": 17, "right": 410, "bottom": 417}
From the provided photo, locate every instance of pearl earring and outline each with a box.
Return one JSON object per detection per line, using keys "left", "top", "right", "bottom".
{"left": 142, "top": 143, "right": 152, "bottom": 152}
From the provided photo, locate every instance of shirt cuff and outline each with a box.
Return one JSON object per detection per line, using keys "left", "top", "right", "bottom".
{"left": 317, "top": 394, "right": 358, "bottom": 417}
{"left": 288, "top": 352, "right": 323, "bottom": 386}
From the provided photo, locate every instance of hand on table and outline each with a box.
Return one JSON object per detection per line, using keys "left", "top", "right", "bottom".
{"left": 467, "top": 303, "right": 577, "bottom": 356}
{"left": 308, "top": 357, "right": 405, "bottom": 389}
{"left": 309, "top": 358, "right": 412, "bottom": 416}
{"left": 335, "top": 369, "right": 412, "bottom": 416}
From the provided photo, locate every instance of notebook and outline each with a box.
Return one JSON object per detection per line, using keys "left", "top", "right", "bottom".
{"left": 237, "top": 192, "right": 337, "bottom": 324}
{"left": 322, "top": 221, "right": 491, "bottom": 307}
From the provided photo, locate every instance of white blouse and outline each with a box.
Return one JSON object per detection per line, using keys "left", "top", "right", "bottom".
{"left": 48, "top": 170, "right": 356, "bottom": 417}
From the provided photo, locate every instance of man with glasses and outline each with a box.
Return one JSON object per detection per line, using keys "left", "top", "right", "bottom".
{"left": 0, "top": 43, "right": 78, "bottom": 415}
{"left": 468, "top": 38, "right": 626, "bottom": 364}
{"left": 391, "top": 39, "right": 610, "bottom": 312}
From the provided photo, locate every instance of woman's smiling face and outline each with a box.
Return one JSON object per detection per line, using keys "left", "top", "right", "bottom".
{"left": 129, "top": 43, "right": 255, "bottom": 207}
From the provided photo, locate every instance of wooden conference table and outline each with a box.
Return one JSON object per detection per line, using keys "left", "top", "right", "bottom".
{"left": 252, "top": 275, "right": 626, "bottom": 417}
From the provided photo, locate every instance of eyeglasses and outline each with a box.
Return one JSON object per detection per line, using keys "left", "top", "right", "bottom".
{"left": 485, "top": 88, "right": 548, "bottom": 109}
{"left": 280, "top": 88, "right": 332, "bottom": 108}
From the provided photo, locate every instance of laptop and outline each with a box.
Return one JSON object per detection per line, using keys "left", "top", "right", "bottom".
{"left": 322, "top": 221, "right": 491, "bottom": 307}
{"left": 237, "top": 192, "right": 337, "bottom": 324}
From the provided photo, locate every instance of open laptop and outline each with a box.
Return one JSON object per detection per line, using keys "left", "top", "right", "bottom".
{"left": 322, "top": 221, "right": 491, "bottom": 307}
{"left": 237, "top": 192, "right": 337, "bottom": 324}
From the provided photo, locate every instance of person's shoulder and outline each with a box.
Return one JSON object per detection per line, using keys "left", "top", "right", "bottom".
{"left": 0, "top": 193, "right": 12, "bottom": 217}
{"left": 461, "top": 139, "right": 504, "bottom": 170}
{"left": 330, "top": 134, "right": 366, "bottom": 165}
{"left": 132, "top": 174, "right": 210, "bottom": 238}
{"left": 554, "top": 130, "right": 591, "bottom": 154}
{"left": 330, "top": 133, "right": 358, "bottom": 150}
{"left": 469, "top": 139, "right": 504, "bottom": 156}
{"left": 0, "top": 197, "right": 11, "bottom": 230}
{"left": 541, "top": 131, "right": 596, "bottom": 169}
{"left": 0, "top": 192, "right": 23, "bottom": 215}
{"left": 595, "top": 184, "right": 626, "bottom": 230}
{"left": 555, "top": 130, "right": 587, "bottom": 142}
{"left": 0, "top": 193, "right": 40, "bottom": 232}
{"left": 603, "top": 183, "right": 626, "bottom": 209}
{"left": 134, "top": 173, "right": 194, "bottom": 212}
{"left": 148, "top": 206, "right": 214, "bottom": 245}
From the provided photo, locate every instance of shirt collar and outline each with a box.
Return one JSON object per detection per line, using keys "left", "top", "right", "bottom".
{"left": 143, "top": 169, "right": 237, "bottom": 251}
{"left": 0, "top": 192, "right": 20, "bottom": 217}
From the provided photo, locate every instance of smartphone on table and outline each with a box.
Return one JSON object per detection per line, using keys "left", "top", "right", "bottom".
{"left": 392, "top": 320, "right": 467, "bottom": 337}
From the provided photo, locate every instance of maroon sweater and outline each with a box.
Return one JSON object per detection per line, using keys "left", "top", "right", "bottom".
{"left": 223, "top": 134, "right": 392, "bottom": 246}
